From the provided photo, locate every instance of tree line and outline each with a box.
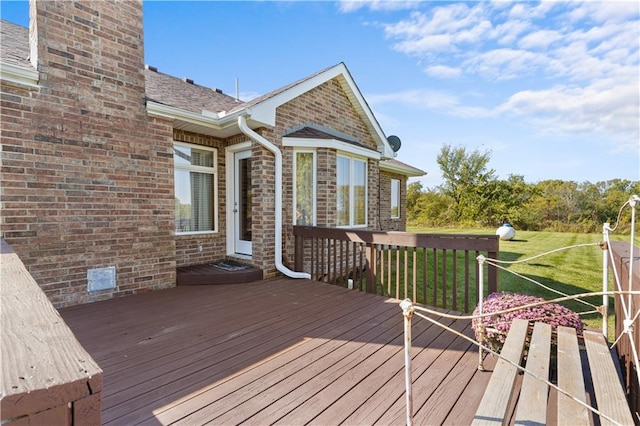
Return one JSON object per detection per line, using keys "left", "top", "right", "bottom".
{"left": 407, "top": 144, "right": 639, "bottom": 233}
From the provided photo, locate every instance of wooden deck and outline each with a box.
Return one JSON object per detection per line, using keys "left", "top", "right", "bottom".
{"left": 59, "top": 277, "right": 494, "bottom": 425}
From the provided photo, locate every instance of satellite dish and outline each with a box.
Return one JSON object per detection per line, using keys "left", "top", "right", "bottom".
{"left": 387, "top": 135, "right": 402, "bottom": 152}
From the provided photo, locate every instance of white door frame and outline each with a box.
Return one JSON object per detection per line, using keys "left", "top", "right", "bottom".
{"left": 225, "top": 142, "right": 252, "bottom": 257}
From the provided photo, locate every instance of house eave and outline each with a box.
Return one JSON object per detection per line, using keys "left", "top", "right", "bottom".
{"left": 283, "top": 137, "right": 381, "bottom": 160}
{"left": 0, "top": 61, "right": 39, "bottom": 88}
{"left": 146, "top": 101, "right": 253, "bottom": 138}
{"left": 379, "top": 160, "right": 426, "bottom": 177}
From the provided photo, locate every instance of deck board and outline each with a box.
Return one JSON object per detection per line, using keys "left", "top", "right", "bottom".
{"left": 59, "top": 277, "right": 489, "bottom": 425}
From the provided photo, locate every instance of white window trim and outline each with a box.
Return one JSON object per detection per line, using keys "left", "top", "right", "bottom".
{"left": 293, "top": 149, "right": 317, "bottom": 226}
{"left": 283, "top": 137, "right": 381, "bottom": 160}
{"left": 225, "top": 141, "right": 252, "bottom": 255}
{"left": 391, "top": 178, "right": 401, "bottom": 219}
{"left": 174, "top": 141, "right": 219, "bottom": 235}
{"left": 337, "top": 153, "right": 368, "bottom": 229}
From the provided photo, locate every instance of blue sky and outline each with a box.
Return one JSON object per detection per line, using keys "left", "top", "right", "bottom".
{"left": 2, "top": 1, "right": 638, "bottom": 188}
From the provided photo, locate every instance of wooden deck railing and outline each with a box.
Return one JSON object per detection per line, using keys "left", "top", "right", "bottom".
{"left": 610, "top": 240, "right": 640, "bottom": 422}
{"left": 293, "top": 226, "right": 499, "bottom": 313}
{"left": 0, "top": 240, "right": 103, "bottom": 425}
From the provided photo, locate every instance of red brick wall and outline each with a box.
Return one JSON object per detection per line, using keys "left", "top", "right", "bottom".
{"left": 172, "top": 129, "right": 227, "bottom": 267}
{"left": 1, "top": 0, "right": 175, "bottom": 307}
{"left": 379, "top": 171, "right": 407, "bottom": 231}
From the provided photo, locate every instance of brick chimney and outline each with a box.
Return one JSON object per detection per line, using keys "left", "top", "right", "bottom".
{"left": 0, "top": 0, "right": 177, "bottom": 307}
{"left": 29, "top": 0, "right": 147, "bottom": 118}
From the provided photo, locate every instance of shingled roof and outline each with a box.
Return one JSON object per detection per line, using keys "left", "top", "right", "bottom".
{"left": 144, "top": 67, "right": 243, "bottom": 114}
{"left": 0, "top": 20, "right": 32, "bottom": 68}
{"left": 0, "top": 20, "right": 245, "bottom": 114}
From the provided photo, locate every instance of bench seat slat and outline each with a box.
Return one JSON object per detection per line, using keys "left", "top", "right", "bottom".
{"left": 472, "top": 318, "right": 529, "bottom": 425}
{"left": 583, "top": 330, "right": 634, "bottom": 426}
{"left": 557, "top": 325, "right": 589, "bottom": 425}
{"left": 515, "top": 322, "right": 551, "bottom": 425}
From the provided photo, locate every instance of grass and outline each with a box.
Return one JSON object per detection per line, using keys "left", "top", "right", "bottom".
{"left": 407, "top": 226, "right": 633, "bottom": 334}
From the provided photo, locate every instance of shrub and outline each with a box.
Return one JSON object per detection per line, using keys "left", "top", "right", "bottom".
{"left": 472, "top": 292, "right": 584, "bottom": 353}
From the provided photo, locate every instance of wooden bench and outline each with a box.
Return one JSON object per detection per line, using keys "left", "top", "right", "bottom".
{"left": 472, "top": 318, "right": 634, "bottom": 425}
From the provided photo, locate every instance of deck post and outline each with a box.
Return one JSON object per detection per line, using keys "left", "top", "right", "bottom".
{"left": 476, "top": 254, "right": 486, "bottom": 371}
{"left": 366, "top": 244, "right": 378, "bottom": 294}
{"left": 400, "top": 299, "right": 415, "bottom": 426}
{"left": 602, "top": 224, "right": 610, "bottom": 339}
{"left": 487, "top": 241, "right": 499, "bottom": 294}
{"left": 294, "top": 233, "right": 304, "bottom": 272}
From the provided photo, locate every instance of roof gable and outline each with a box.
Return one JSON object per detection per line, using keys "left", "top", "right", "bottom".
{"left": 244, "top": 63, "right": 395, "bottom": 158}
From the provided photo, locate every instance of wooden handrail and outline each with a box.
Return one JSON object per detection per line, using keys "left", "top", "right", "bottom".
{"left": 0, "top": 240, "right": 103, "bottom": 424}
{"left": 293, "top": 226, "right": 499, "bottom": 313}
{"left": 609, "top": 240, "right": 640, "bottom": 422}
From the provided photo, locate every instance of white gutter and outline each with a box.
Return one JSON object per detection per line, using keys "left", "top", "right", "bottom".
{"left": 0, "top": 62, "right": 40, "bottom": 88}
{"left": 237, "top": 115, "right": 311, "bottom": 280}
{"left": 147, "top": 101, "right": 250, "bottom": 128}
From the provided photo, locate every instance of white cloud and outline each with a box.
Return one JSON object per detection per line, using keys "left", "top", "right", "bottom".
{"left": 383, "top": 3, "right": 493, "bottom": 55}
{"left": 367, "top": 88, "right": 460, "bottom": 110}
{"left": 497, "top": 81, "right": 639, "bottom": 151}
{"left": 517, "top": 29, "right": 563, "bottom": 50}
{"left": 424, "top": 64, "right": 462, "bottom": 78}
{"left": 569, "top": 1, "right": 640, "bottom": 24}
{"left": 337, "top": 0, "right": 420, "bottom": 13}
{"left": 463, "top": 48, "right": 547, "bottom": 80}
{"left": 369, "top": 1, "right": 639, "bottom": 155}
{"left": 367, "top": 88, "right": 494, "bottom": 119}
{"left": 506, "top": 1, "right": 557, "bottom": 20}
{"left": 494, "top": 19, "right": 531, "bottom": 45}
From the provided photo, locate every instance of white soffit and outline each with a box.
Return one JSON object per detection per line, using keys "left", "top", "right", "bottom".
{"left": 283, "top": 137, "right": 381, "bottom": 160}
{"left": 379, "top": 160, "right": 426, "bottom": 177}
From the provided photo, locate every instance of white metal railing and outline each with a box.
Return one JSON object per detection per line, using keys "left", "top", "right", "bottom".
{"left": 401, "top": 194, "right": 640, "bottom": 425}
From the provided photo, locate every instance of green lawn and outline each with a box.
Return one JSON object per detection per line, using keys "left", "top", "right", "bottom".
{"left": 407, "top": 226, "right": 634, "bottom": 333}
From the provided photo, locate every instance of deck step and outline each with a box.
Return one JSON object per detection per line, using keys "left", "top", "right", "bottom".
{"left": 177, "top": 262, "right": 263, "bottom": 286}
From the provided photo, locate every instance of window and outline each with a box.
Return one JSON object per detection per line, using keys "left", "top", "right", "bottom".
{"left": 294, "top": 150, "right": 316, "bottom": 225}
{"left": 174, "top": 142, "right": 217, "bottom": 234}
{"left": 391, "top": 178, "right": 400, "bottom": 219}
{"left": 337, "top": 154, "right": 367, "bottom": 227}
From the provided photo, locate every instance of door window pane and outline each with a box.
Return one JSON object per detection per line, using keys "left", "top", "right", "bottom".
{"left": 239, "top": 157, "right": 252, "bottom": 241}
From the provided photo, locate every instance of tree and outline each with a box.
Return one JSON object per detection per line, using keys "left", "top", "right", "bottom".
{"left": 436, "top": 144, "right": 496, "bottom": 223}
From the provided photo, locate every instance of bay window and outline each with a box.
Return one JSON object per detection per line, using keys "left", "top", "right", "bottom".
{"left": 337, "top": 154, "right": 367, "bottom": 227}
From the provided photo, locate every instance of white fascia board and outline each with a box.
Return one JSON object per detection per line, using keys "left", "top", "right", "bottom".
{"left": 283, "top": 137, "right": 381, "bottom": 160}
{"left": 336, "top": 69, "right": 395, "bottom": 158}
{"left": 379, "top": 160, "right": 426, "bottom": 177}
{"left": 147, "top": 101, "right": 218, "bottom": 126}
{"left": 147, "top": 101, "right": 249, "bottom": 129}
{"left": 0, "top": 62, "right": 39, "bottom": 88}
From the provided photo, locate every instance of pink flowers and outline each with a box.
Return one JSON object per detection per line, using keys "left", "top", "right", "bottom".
{"left": 472, "top": 292, "right": 584, "bottom": 352}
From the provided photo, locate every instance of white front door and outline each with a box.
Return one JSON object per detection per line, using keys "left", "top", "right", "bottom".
{"left": 233, "top": 149, "right": 252, "bottom": 255}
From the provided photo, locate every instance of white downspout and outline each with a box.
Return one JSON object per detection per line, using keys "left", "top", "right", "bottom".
{"left": 237, "top": 115, "right": 311, "bottom": 279}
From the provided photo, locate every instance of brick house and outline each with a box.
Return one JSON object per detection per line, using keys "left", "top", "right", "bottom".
{"left": 0, "top": 0, "right": 425, "bottom": 308}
